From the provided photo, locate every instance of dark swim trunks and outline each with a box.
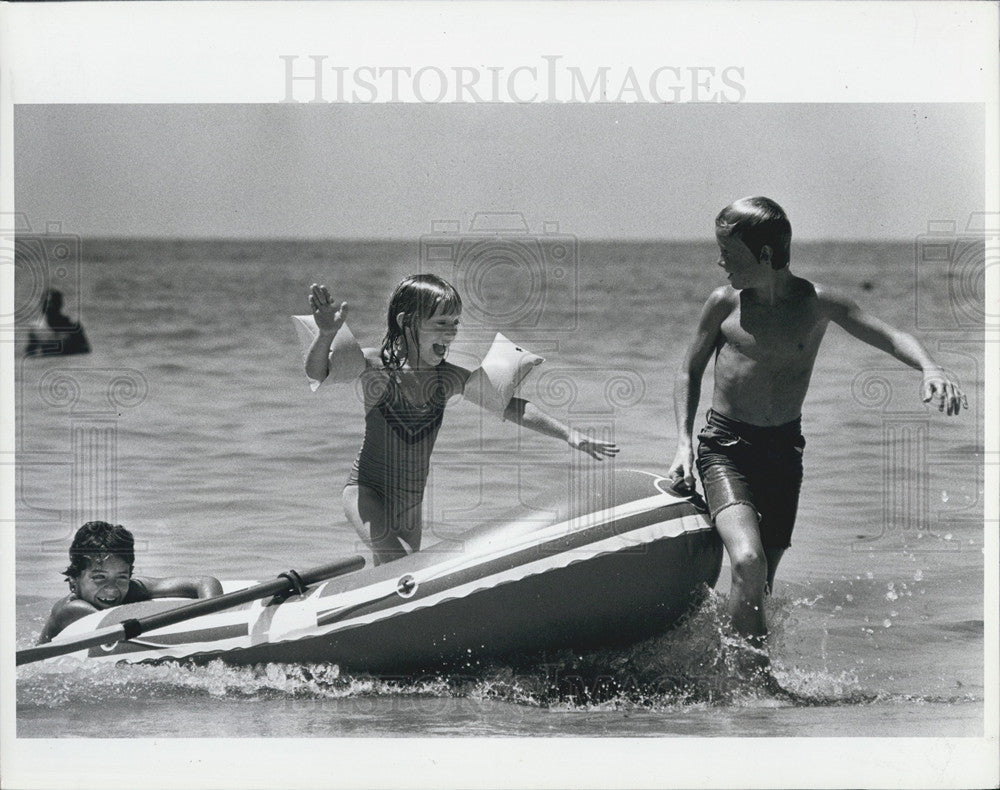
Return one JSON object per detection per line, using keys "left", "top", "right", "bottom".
{"left": 695, "top": 409, "right": 805, "bottom": 550}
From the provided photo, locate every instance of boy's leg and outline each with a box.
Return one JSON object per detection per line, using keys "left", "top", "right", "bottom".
{"left": 713, "top": 503, "right": 769, "bottom": 641}
{"left": 763, "top": 548, "right": 785, "bottom": 595}
{"left": 752, "top": 438, "right": 801, "bottom": 595}
{"left": 749, "top": 434, "right": 806, "bottom": 594}
{"left": 696, "top": 437, "right": 768, "bottom": 640}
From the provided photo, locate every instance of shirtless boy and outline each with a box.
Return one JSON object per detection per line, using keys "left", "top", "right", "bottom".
{"left": 667, "top": 196, "right": 965, "bottom": 662}
{"left": 38, "top": 521, "right": 224, "bottom": 644}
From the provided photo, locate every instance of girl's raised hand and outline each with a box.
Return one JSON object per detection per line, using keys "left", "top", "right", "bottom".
{"left": 309, "top": 283, "right": 348, "bottom": 334}
{"left": 568, "top": 430, "right": 620, "bottom": 461}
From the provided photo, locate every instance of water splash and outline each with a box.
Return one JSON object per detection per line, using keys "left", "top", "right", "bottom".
{"left": 18, "top": 590, "right": 900, "bottom": 712}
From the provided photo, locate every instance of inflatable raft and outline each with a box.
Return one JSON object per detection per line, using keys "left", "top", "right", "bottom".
{"left": 38, "top": 470, "right": 722, "bottom": 672}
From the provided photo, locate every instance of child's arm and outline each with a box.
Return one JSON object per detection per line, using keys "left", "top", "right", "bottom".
{"left": 502, "top": 398, "right": 619, "bottom": 460}
{"left": 36, "top": 597, "right": 99, "bottom": 644}
{"left": 138, "top": 575, "right": 225, "bottom": 600}
{"left": 305, "top": 283, "right": 366, "bottom": 385}
{"left": 822, "top": 290, "right": 966, "bottom": 415}
{"left": 667, "top": 289, "right": 730, "bottom": 492}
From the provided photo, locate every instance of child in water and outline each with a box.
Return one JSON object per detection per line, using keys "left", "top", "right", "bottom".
{"left": 306, "top": 274, "right": 619, "bottom": 565}
{"left": 667, "top": 196, "right": 965, "bottom": 671}
{"left": 24, "top": 289, "right": 90, "bottom": 357}
{"left": 38, "top": 521, "right": 224, "bottom": 644}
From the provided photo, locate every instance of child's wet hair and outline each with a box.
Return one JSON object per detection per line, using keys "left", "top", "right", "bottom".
{"left": 716, "top": 196, "right": 792, "bottom": 269}
{"left": 63, "top": 521, "right": 136, "bottom": 578}
{"left": 381, "top": 274, "right": 462, "bottom": 369}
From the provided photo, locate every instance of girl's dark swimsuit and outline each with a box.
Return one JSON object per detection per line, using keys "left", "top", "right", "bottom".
{"left": 345, "top": 361, "right": 448, "bottom": 522}
{"left": 695, "top": 408, "right": 805, "bottom": 549}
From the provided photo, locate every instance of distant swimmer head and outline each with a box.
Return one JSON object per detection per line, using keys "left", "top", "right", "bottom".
{"left": 64, "top": 521, "right": 135, "bottom": 609}
{"left": 383, "top": 274, "right": 463, "bottom": 369}
{"left": 715, "top": 197, "right": 792, "bottom": 272}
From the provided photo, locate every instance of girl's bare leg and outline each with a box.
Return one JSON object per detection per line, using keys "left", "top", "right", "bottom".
{"left": 343, "top": 484, "right": 421, "bottom": 566}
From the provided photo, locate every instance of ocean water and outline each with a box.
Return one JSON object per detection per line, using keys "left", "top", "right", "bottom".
{"left": 12, "top": 238, "right": 987, "bottom": 741}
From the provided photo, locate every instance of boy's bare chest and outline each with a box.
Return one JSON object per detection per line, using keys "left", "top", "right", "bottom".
{"left": 720, "top": 298, "right": 825, "bottom": 362}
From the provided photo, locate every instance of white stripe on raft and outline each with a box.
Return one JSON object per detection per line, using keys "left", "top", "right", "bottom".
{"left": 261, "top": 492, "right": 696, "bottom": 636}
{"left": 410, "top": 492, "right": 695, "bottom": 586}
{"left": 276, "top": 512, "right": 710, "bottom": 643}
{"left": 72, "top": 487, "right": 711, "bottom": 662}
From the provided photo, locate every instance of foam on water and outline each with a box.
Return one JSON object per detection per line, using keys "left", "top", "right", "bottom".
{"left": 23, "top": 591, "right": 961, "bottom": 715}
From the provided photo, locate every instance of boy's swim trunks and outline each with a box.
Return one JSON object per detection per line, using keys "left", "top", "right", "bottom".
{"left": 695, "top": 408, "right": 805, "bottom": 549}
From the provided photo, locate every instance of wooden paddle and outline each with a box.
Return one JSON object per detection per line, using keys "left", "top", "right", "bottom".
{"left": 17, "top": 555, "right": 365, "bottom": 666}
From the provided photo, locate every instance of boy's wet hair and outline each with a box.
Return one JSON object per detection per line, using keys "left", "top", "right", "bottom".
{"left": 381, "top": 274, "right": 462, "bottom": 369}
{"left": 716, "top": 196, "right": 792, "bottom": 269}
{"left": 63, "top": 521, "right": 136, "bottom": 578}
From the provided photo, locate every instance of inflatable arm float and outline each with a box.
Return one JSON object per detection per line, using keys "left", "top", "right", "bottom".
{"left": 292, "top": 316, "right": 542, "bottom": 418}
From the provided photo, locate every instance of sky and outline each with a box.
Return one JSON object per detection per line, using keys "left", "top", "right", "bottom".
{"left": 14, "top": 102, "right": 985, "bottom": 241}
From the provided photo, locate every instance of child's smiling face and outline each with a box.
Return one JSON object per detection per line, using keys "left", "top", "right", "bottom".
{"left": 71, "top": 555, "right": 132, "bottom": 609}
{"left": 412, "top": 306, "right": 461, "bottom": 367}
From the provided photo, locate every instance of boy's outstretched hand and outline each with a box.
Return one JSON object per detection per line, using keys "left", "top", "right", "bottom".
{"left": 568, "top": 431, "right": 620, "bottom": 461}
{"left": 309, "top": 283, "right": 348, "bottom": 335}
{"left": 922, "top": 369, "right": 967, "bottom": 416}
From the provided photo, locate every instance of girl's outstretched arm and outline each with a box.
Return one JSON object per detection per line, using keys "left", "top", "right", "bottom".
{"left": 503, "top": 397, "right": 619, "bottom": 460}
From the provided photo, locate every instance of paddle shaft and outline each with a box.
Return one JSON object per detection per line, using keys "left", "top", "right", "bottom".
{"left": 17, "top": 555, "right": 365, "bottom": 666}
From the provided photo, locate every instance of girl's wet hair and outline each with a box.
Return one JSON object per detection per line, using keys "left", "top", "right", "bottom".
{"left": 380, "top": 274, "right": 462, "bottom": 369}
{"left": 63, "top": 521, "right": 136, "bottom": 578}
{"left": 716, "top": 196, "right": 792, "bottom": 269}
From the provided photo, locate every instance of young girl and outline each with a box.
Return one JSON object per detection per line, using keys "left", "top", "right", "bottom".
{"left": 306, "top": 274, "right": 618, "bottom": 565}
